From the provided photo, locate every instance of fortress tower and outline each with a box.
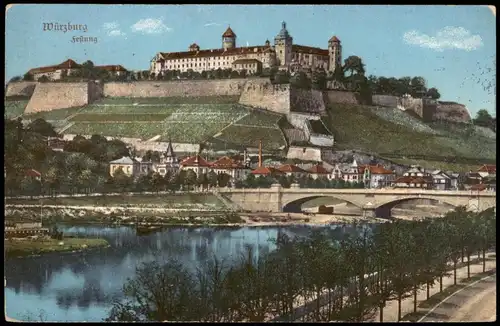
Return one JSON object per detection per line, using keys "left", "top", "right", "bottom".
{"left": 328, "top": 36, "right": 342, "bottom": 72}
{"left": 222, "top": 26, "right": 236, "bottom": 50}
{"left": 274, "top": 21, "right": 293, "bottom": 67}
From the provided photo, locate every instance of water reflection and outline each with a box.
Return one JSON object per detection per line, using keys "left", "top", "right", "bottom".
{"left": 5, "top": 223, "right": 359, "bottom": 321}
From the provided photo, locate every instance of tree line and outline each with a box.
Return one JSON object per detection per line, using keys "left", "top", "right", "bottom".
{"left": 105, "top": 206, "right": 496, "bottom": 322}
{"left": 472, "top": 109, "right": 496, "bottom": 132}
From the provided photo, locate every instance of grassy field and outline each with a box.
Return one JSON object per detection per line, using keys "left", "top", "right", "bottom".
{"left": 233, "top": 109, "right": 283, "bottom": 127}
{"left": 6, "top": 193, "right": 226, "bottom": 208}
{"left": 385, "top": 158, "right": 483, "bottom": 173}
{"left": 69, "top": 113, "right": 171, "bottom": 122}
{"left": 326, "top": 104, "right": 496, "bottom": 164}
{"left": 4, "top": 237, "right": 109, "bottom": 258}
{"left": 66, "top": 122, "right": 166, "bottom": 140}
{"left": 4, "top": 100, "right": 29, "bottom": 119}
{"left": 23, "top": 106, "right": 82, "bottom": 120}
{"left": 215, "top": 125, "right": 287, "bottom": 150}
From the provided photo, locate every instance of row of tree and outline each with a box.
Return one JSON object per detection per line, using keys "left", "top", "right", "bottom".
{"left": 106, "top": 206, "right": 496, "bottom": 322}
{"left": 472, "top": 109, "right": 496, "bottom": 132}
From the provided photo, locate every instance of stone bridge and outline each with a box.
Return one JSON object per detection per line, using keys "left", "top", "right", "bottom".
{"left": 218, "top": 185, "right": 496, "bottom": 218}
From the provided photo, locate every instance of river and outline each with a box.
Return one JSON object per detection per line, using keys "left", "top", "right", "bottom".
{"left": 5, "top": 223, "right": 354, "bottom": 322}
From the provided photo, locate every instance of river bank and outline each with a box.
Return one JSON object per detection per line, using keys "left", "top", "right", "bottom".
{"left": 5, "top": 204, "right": 386, "bottom": 228}
{"left": 4, "top": 236, "right": 110, "bottom": 258}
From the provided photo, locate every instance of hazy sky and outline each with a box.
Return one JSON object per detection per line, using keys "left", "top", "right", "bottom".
{"left": 5, "top": 4, "right": 496, "bottom": 116}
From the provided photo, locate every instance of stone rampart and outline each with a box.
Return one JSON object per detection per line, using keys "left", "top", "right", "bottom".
{"left": 435, "top": 101, "right": 472, "bottom": 123}
{"left": 290, "top": 88, "right": 326, "bottom": 115}
{"left": 104, "top": 79, "right": 247, "bottom": 98}
{"left": 25, "top": 82, "right": 89, "bottom": 113}
{"left": 324, "top": 90, "right": 359, "bottom": 105}
{"left": 5, "top": 81, "right": 37, "bottom": 98}
{"left": 239, "top": 79, "right": 291, "bottom": 114}
{"left": 372, "top": 94, "right": 399, "bottom": 107}
{"left": 286, "top": 146, "right": 323, "bottom": 162}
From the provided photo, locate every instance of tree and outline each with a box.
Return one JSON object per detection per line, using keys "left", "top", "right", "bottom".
{"left": 197, "top": 172, "right": 208, "bottom": 191}
{"left": 9, "top": 76, "right": 22, "bottom": 83}
{"left": 244, "top": 173, "right": 256, "bottom": 188}
{"left": 426, "top": 87, "right": 441, "bottom": 99}
{"left": 106, "top": 260, "right": 200, "bottom": 322}
{"left": 38, "top": 75, "right": 50, "bottom": 82}
{"left": 208, "top": 171, "right": 218, "bottom": 189}
{"left": 184, "top": 169, "right": 197, "bottom": 191}
{"left": 151, "top": 172, "right": 164, "bottom": 193}
{"left": 410, "top": 77, "right": 427, "bottom": 98}
{"left": 343, "top": 56, "right": 365, "bottom": 77}
{"left": 27, "top": 118, "right": 58, "bottom": 137}
{"left": 23, "top": 72, "right": 34, "bottom": 81}
{"left": 290, "top": 71, "right": 311, "bottom": 89}
{"left": 217, "top": 173, "right": 231, "bottom": 188}
{"left": 113, "top": 167, "right": 133, "bottom": 192}
{"left": 311, "top": 70, "right": 327, "bottom": 90}
{"left": 273, "top": 70, "right": 289, "bottom": 84}
{"left": 473, "top": 109, "right": 494, "bottom": 129}
{"left": 333, "top": 65, "right": 345, "bottom": 82}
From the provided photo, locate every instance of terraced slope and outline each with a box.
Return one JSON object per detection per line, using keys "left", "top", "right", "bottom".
{"left": 326, "top": 104, "right": 496, "bottom": 165}
{"left": 4, "top": 100, "right": 29, "bottom": 119}
{"left": 24, "top": 98, "right": 288, "bottom": 149}
{"left": 214, "top": 109, "right": 287, "bottom": 150}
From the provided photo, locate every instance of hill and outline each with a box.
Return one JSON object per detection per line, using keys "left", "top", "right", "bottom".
{"left": 324, "top": 103, "right": 496, "bottom": 171}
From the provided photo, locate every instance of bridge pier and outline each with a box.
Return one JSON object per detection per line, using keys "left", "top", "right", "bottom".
{"left": 362, "top": 208, "right": 376, "bottom": 218}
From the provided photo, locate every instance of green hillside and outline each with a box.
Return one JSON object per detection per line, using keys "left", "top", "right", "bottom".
{"left": 325, "top": 103, "right": 496, "bottom": 171}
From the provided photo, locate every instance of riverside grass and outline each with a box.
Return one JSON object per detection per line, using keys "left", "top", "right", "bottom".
{"left": 4, "top": 237, "right": 109, "bottom": 258}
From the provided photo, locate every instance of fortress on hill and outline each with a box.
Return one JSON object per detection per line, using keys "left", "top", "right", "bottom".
{"left": 150, "top": 22, "right": 342, "bottom": 76}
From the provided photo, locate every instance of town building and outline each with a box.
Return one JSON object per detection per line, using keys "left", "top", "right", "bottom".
{"left": 109, "top": 156, "right": 153, "bottom": 178}
{"left": 359, "top": 164, "right": 396, "bottom": 189}
{"left": 27, "top": 59, "right": 82, "bottom": 81}
{"left": 27, "top": 59, "right": 128, "bottom": 81}
{"left": 392, "top": 165, "right": 433, "bottom": 189}
{"left": 251, "top": 166, "right": 283, "bottom": 177}
{"left": 179, "top": 155, "right": 212, "bottom": 176}
{"left": 150, "top": 22, "right": 342, "bottom": 75}
{"left": 307, "top": 163, "right": 331, "bottom": 180}
{"left": 277, "top": 164, "right": 307, "bottom": 178}
{"left": 152, "top": 141, "right": 180, "bottom": 177}
{"left": 47, "top": 137, "right": 66, "bottom": 152}
{"left": 430, "top": 170, "right": 453, "bottom": 191}
{"left": 477, "top": 164, "right": 496, "bottom": 178}
{"left": 210, "top": 156, "right": 251, "bottom": 181}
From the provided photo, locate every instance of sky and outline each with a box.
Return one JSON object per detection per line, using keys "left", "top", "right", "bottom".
{"left": 5, "top": 4, "right": 496, "bottom": 116}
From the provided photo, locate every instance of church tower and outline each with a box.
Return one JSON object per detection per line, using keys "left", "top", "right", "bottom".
{"left": 222, "top": 26, "right": 236, "bottom": 50}
{"left": 274, "top": 21, "right": 293, "bottom": 67}
{"left": 328, "top": 36, "right": 342, "bottom": 73}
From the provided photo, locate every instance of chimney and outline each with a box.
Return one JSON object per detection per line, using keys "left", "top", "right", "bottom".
{"left": 258, "top": 140, "right": 263, "bottom": 168}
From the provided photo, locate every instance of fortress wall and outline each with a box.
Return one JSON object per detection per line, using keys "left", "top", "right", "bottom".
{"left": 286, "top": 146, "right": 323, "bottom": 162}
{"left": 324, "top": 90, "right": 359, "bottom": 105}
{"left": 310, "top": 134, "right": 334, "bottom": 147}
{"left": 239, "top": 79, "right": 290, "bottom": 114}
{"left": 290, "top": 88, "right": 326, "bottom": 115}
{"left": 399, "top": 97, "right": 424, "bottom": 117}
{"left": 103, "top": 79, "right": 247, "bottom": 98}
{"left": 25, "top": 83, "right": 89, "bottom": 113}
{"left": 288, "top": 113, "right": 319, "bottom": 138}
{"left": 434, "top": 102, "right": 472, "bottom": 123}
{"left": 372, "top": 95, "right": 399, "bottom": 107}
{"left": 5, "top": 82, "right": 37, "bottom": 98}
{"left": 88, "top": 81, "right": 104, "bottom": 103}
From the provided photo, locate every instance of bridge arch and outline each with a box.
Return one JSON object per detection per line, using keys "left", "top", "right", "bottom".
{"left": 282, "top": 195, "right": 364, "bottom": 213}
{"left": 373, "top": 196, "right": 459, "bottom": 219}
